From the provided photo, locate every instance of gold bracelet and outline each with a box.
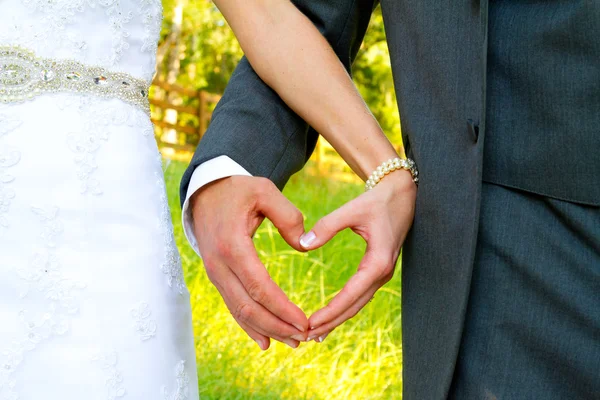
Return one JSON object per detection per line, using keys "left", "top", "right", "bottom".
{"left": 365, "top": 157, "right": 419, "bottom": 191}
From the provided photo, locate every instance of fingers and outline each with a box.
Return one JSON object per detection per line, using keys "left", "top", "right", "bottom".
{"left": 255, "top": 178, "right": 306, "bottom": 251}
{"left": 206, "top": 256, "right": 306, "bottom": 347}
{"left": 191, "top": 176, "right": 309, "bottom": 348}
{"left": 308, "top": 284, "right": 379, "bottom": 342}
{"left": 299, "top": 173, "right": 412, "bottom": 344}
{"left": 309, "top": 267, "right": 375, "bottom": 328}
{"left": 306, "top": 250, "right": 395, "bottom": 339}
{"left": 230, "top": 238, "right": 309, "bottom": 333}
{"left": 237, "top": 320, "right": 271, "bottom": 351}
{"left": 299, "top": 198, "right": 364, "bottom": 250}
{"left": 297, "top": 180, "right": 410, "bottom": 342}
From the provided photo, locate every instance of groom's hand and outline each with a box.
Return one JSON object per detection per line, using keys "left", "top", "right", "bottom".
{"left": 300, "top": 171, "right": 417, "bottom": 342}
{"left": 190, "top": 176, "right": 310, "bottom": 350}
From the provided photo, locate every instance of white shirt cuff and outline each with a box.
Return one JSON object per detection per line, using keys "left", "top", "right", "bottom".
{"left": 181, "top": 155, "right": 252, "bottom": 257}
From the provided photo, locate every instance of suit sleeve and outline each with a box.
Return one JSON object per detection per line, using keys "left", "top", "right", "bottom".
{"left": 179, "top": 0, "right": 379, "bottom": 206}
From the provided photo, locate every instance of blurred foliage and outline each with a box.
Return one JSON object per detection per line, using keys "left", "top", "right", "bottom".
{"left": 160, "top": 0, "right": 243, "bottom": 93}
{"left": 158, "top": 0, "right": 402, "bottom": 147}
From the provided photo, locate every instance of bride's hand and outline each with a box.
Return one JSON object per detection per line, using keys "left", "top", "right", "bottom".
{"left": 299, "top": 170, "right": 417, "bottom": 342}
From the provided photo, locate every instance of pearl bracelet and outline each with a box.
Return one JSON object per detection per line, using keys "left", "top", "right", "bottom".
{"left": 365, "top": 157, "right": 419, "bottom": 191}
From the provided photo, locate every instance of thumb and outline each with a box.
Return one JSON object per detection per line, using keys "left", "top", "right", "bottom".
{"left": 300, "top": 200, "right": 362, "bottom": 250}
{"left": 255, "top": 178, "right": 306, "bottom": 252}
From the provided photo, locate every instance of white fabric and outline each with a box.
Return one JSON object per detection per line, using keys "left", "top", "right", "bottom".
{"left": 0, "top": 1, "right": 198, "bottom": 399}
{"left": 0, "top": 0, "right": 162, "bottom": 83}
{"left": 181, "top": 156, "right": 252, "bottom": 257}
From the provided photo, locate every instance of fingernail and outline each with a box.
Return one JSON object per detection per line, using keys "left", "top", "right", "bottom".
{"left": 307, "top": 335, "right": 317, "bottom": 341}
{"left": 291, "top": 334, "right": 306, "bottom": 342}
{"left": 316, "top": 333, "right": 329, "bottom": 343}
{"left": 255, "top": 339, "right": 268, "bottom": 351}
{"left": 293, "top": 323, "right": 306, "bottom": 332}
{"left": 283, "top": 339, "right": 299, "bottom": 349}
{"left": 299, "top": 231, "right": 316, "bottom": 248}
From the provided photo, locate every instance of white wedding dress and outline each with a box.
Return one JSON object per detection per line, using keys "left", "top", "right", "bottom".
{"left": 0, "top": 1, "right": 199, "bottom": 399}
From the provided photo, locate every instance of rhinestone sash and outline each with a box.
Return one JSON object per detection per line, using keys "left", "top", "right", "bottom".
{"left": 0, "top": 45, "right": 150, "bottom": 115}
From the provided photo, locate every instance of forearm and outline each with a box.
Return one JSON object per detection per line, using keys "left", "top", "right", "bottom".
{"left": 215, "top": 0, "right": 397, "bottom": 180}
{"left": 181, "top": 0, "right": 377, "bottom": 204}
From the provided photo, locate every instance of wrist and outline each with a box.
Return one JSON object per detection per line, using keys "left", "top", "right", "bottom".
{"left": 365, "top": 157, "right": 418, "bottom": 191}
{"left": 381, "top": 168, "right": 417, "bottom": 195}
{"left": 371, "top": 168, "right": 417, "bottom": 209}
{"left": 395, "top": 168, "right": 417, "bottom": 191}
{"left": 355, "top": 146, "right": 400, "bottom": 180}
{"left": 190, "top": 176, "right": 232, "bottom": 215}
{"left": 325, "top": 124, "right": 400, "bottom": 180}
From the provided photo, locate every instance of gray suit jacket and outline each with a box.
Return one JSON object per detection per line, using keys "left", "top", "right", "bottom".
{"left": 181, "top": 1, "right": 600, "bottom": 398}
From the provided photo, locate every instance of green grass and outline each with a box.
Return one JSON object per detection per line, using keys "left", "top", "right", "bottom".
{"left": 163, "top": 160, "right": 402, "bottom": 400}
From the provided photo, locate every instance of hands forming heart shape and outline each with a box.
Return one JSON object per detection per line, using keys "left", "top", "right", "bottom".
{"left": 192, "top": 174, "right": 416, "bottom": 350}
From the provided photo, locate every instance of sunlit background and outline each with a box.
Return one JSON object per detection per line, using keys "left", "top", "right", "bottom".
{"left": 155, "top": 1, "right": 403, "bottom": 398}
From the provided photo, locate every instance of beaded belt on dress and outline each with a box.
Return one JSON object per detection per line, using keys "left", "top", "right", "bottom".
{"left": 0, "top": 45, "right": 150, "bottom": 115}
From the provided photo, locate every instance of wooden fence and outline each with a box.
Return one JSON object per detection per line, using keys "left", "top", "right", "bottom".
{"left": 150, "top": 79, "right": 222, "bottom": 157}
{"left": 150, "top": 80, "right": 360, "bottom": 182}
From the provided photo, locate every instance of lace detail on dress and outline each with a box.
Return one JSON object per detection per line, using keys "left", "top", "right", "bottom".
{"left": 20, "top": 0, "right": 87, "bottom": 29}
{"left": 139, "top": 0, "right": 163, "bottom": 79}
{"left": 64, "top": 97, "right": 110, "bottom": 195}
{"left": 130, "top": 108, "right": 155, "bottom": 137}
{"left": 92, "top": 351, "right": 127, "bottom": 399}
{"left": 13, "top": 0, "right": 91, "bottom": 61}
{"left": 161, "top": 360, "right": 190, "bottom": 400}
{"left": 0, "top": 111, "right": 22, "bottom": 229}
{"left": 1, "top": 0, "right": 163, "bottom": 82}
{"left": 61, "top": 96, "right": 134, "bottom": 195}
{"left": 103, "top": 1, "right": 133, "bottom": 67}
{"left": 131, "top": 302, "right": 157, "bottom": 341}
{"left": 140, "top": 0, "right": 163, "bottom": 54}
{"left": 0, "top": 206, "right": 85, "bottom": 400}
{"left": 155, "top": 163, "right": 186, "bottom": 295}
{"left": 19, "top": 0, "right": 134, "bottom": 68}
{"left": 17, "top": 206, "right": 86, "bottom": 305}
{"left": 0, "top": 16, "right": 89, "bottom": 62}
